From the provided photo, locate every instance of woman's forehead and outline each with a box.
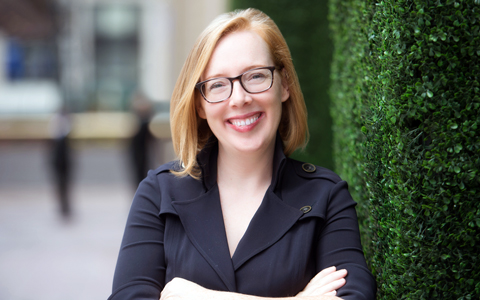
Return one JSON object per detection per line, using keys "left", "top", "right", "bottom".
{"left": 202, "top": 30, "right": 274, "bottom": 79}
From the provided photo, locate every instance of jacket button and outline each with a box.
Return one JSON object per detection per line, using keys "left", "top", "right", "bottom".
{"left": 300, "top": 206, "right": 311, "bottom": 214}
{"left": 302, "top": 163, "right": 316, "bottom": 173}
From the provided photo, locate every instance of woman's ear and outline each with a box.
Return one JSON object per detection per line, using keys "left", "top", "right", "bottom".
{"left": 281, "top": 68, "right": 290, "bottom": 102}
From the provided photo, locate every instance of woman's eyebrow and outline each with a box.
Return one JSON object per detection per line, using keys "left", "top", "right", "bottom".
{"left": 203, "top": 64, "right": 268, "bottom": 80}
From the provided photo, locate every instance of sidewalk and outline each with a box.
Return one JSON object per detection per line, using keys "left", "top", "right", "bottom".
{"left": 0, "top": 141, "right": 146, "bottom": 300}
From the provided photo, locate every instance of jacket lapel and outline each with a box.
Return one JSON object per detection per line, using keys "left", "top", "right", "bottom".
{"left": 170, "top": 133, "right": 303, "bottom": 286}
{"left": 171, "top": 185, "right": 236, "bottom": 292}
{"left": 231, "top": 133, "right": 305, "bottom": 270}
{"left": 231, "top": 188, "right": 303, "bottom": 270}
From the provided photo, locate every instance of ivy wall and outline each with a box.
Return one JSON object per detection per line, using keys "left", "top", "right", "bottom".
{"left": 329, "top": 0, "right": 480, "bottom": 299}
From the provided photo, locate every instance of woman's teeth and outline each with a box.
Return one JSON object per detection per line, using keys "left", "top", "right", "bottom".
{"left": 231, "top": 115, "right": 259, "bottom": 127}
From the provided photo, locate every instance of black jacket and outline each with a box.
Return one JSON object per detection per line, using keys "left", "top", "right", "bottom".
{"left": 109, "top": 136, "right": 376, "bottom": 299}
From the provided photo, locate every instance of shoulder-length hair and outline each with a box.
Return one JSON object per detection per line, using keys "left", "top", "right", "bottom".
{"left": 170, "top": 8, "right": 308, "bottom": 178}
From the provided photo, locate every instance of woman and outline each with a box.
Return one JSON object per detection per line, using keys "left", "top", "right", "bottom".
{"left": 109, "top": 8, "right": 376, "bottom": 300}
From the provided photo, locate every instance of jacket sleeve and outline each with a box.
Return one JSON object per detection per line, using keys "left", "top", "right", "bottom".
{"left": 108, "top": 170, "right": 166, "bottom": 300}
{"left": 316, "top": 180, "right": 376, "bottom": 300}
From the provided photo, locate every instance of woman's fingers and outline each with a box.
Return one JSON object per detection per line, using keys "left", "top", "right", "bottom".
{"left": 322, "top": 268, "right": 347, "bottom": 285}
{"left": 323, "top": 278, "right": 346, "bottom": 293}
{"left": 324, "top": 290, "right": 337, "bottom": 296}
{"left": 318, "top": 266, "right": 337, "bottom": 277}
{"left": 297, "top": 267, "right": 348, "bottom": 297}
{"left": 308, "top": 278, "right": 346, "bottom": 297}
{"left": 309, "top": 267, "right": 347, "bottom": 287}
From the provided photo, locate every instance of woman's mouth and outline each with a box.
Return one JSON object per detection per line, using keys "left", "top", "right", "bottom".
{"left": 230, "top": 114, "right": 260, "bottom": 127}
{"left": 227, "top": 112, "right": 263, "bottom": 132}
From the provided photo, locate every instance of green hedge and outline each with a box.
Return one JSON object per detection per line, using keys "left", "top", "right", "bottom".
{"left": 230, "top": 0, "right": 334, "bottom": 169}
{"left": 329, "top": 0, "right": 480, "bottom": 299}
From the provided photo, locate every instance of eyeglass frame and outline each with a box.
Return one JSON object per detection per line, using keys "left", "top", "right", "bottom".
{"left": 195, "top": 66, "right": 278, "bottom": 103}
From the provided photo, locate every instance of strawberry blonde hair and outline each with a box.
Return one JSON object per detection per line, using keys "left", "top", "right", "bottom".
{"left": 170, "top": 8, "right": 308, "bottom": 178}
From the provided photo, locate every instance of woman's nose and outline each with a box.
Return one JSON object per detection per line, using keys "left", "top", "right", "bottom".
{"left": 229, "top": 80, "right": 252, "bottom": 107}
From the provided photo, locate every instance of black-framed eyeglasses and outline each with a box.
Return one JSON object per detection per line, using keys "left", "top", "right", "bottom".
{"left": 195, "top": 66, "right": 277, "bottom": 103}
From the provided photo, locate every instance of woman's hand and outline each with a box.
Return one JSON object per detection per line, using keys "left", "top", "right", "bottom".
{"left": 296, "top": 266, "right": 347, "bottom": 297}
{"left": 160, "top": 277, "right": 212, "bottom": 300}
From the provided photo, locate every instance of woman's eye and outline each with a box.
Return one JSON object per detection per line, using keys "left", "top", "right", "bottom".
{"left": 208, "top": 81, "right": 227, "bottom": 91}
{"left": 246, "top": 72, "right": 267, "bottom": 82}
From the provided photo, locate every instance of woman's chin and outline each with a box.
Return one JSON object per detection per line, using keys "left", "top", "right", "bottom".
{"left": 226, "top": 136, "right": 274, "bottom": 156}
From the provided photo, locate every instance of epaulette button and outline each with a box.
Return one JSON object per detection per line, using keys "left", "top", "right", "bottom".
{"left": 300, "top": 206, "right": 312, "bottom": 214}
{"left": 302, "top": 163, "right": 316, "bottom": 173}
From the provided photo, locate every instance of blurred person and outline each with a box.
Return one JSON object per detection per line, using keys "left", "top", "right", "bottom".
{"left": 109, "top": 8, "right": 375, "bottom": 300}
{"left": 128, "top": 91, "right": 154, "bottom": 187}
{"left": 48, "top": 107, "right": 72, "bottom": 219}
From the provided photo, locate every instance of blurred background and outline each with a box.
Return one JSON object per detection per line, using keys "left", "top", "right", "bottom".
{"left": 0, "top": 0, "right": 333, "bottom": 299}
{"left": 0, "top": 0, "right": 227, "bottom": 299}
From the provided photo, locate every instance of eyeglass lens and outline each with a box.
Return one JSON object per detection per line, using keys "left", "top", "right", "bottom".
{"left": 201, "top": 68, "right": 273, "bottom": 102}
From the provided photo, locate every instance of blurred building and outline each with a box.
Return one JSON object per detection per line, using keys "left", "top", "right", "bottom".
{"left": 0, "top": 0, "right": 227, "bottom": 142}
{"left": 0, "top": 2, "right": 228, "bottom": 298}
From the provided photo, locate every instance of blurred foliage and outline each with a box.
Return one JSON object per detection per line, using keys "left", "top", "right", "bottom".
{"left": 230, "top": 0, "right": 334, "bottom": 169}
{"left": 329, "top": 0, "right": 480, "bottom": 298}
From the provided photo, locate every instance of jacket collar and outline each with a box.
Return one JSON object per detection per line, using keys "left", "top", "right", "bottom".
{"left": 196, "top": 135, "right": 219, "bottom": 191}
{"left": 270, "top": 132, "right": 287, "bottom": 194}
{"left": 197, "top": 132, "right": 287, "bottom": 192}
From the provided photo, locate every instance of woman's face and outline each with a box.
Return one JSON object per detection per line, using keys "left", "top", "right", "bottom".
{"left": 197, "top": 30, "right": 289, "bottom": 156}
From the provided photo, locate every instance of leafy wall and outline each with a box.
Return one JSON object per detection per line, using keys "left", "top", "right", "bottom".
{"left": 329, "top": 0, "right": 480, "bottom": 298}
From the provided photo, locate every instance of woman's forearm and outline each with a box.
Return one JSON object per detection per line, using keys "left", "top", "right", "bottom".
{"left": 198, "top": 289, "right": 341, "bottom": 300}
{"left": 160, "top": 277, "right": 344, "bottom": 300}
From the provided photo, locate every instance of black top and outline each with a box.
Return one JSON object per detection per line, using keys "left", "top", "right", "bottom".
{"left": 108, "top": 136, "right": 376, "bottom": 299}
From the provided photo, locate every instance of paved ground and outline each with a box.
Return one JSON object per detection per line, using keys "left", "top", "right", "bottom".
{"left": 0, "top": 140, "right": 173, "bottom": 300}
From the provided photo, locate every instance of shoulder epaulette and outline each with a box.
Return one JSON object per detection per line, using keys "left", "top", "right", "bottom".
{"left": 290, "top": 159, "right": 342, "bottom": 184}
{"left": 154, "top": 161, "right": 181, "bottom": 175}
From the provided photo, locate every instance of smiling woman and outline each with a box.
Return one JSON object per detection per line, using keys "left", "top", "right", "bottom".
{"left": 108, "top": 8, "right": 376, "bottom": 300}
{"left": 195, "top": 30, "right": 288, "bottom": 160}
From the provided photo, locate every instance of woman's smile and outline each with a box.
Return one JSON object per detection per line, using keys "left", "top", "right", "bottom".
{"left": 226, "top": 112, "right": 264, "bottom": 132}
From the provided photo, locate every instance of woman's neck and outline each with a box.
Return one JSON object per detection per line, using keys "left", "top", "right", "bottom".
{"left": 216, "top": 142, "right": 275, "bottom": 192}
